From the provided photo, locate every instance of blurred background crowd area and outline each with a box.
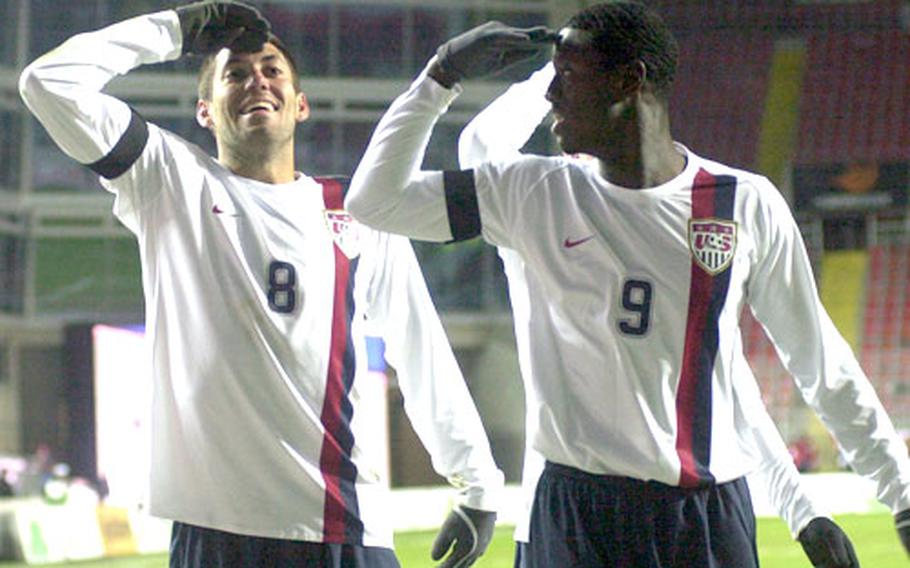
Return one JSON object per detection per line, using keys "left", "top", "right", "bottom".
{"left": 0, "top": 0, "right": 908, "bottom": 494}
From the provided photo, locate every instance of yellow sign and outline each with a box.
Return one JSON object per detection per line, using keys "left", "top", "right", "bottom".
{"left": 96, "top": 505, "right": 137, "bottom": 557}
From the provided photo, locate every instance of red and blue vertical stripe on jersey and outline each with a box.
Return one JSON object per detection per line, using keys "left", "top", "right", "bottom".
{"left": 676, "top": 169, "right": 737, "bottom": 488}
{"left": 317, "top": 177, "right": 364, "bottom": 543}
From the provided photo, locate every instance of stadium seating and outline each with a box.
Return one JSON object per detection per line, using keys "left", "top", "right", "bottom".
{"left": 796, "top": 30, "right": 910, "bottom": 165}
{"left": 669, "top": 30, "right": 775, "bottom": 170}
{"left": 860, "top": 244, "right": 910, "bottom": 420}
{"left": 744, "top": 244, "right": 910, "bottom": 431}
{"left": 650, "top": 0, "right": 789, "bottom": 31}
{"left": 740, "top": 309, "right": 794, "bottom": 426}
{"left": 790, "top": 0, "right": 904, "bottom": 31}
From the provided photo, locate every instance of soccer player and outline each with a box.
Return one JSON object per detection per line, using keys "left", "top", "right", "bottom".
{"left": 458, "top": 62, "right": 861, "bottom": 568}
{"left": 19, "top": 2, "right": 503, "bottom": 567}
{"left": 344, "top": 1, "right": 910, "bottom": 566}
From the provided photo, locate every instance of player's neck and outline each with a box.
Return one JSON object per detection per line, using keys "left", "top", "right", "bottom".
{"left": 595, "top": 140, "right": 685, "bottom": 189}
{"left": 217, "top": 142, "right": 297, "bottom": 184}
{"left": 594, "top": 101, "right": 684, "bottom": 189}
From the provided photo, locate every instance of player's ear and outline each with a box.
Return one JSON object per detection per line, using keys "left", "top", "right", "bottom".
{"left": 295, "top": 91, "right": 310, "bottom": 123}
{"left": 615, "top": 59, "right": 648, "bottom": 97}
{"left": 622, "top": 60, "right": 646, "bottom": 95}
{"left": 196, "top": 99, "right": 214, "bottom": 129}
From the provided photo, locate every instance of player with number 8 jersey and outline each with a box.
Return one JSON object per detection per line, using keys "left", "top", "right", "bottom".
{"left": 19, "top": 3, "right": 503, "bottom": 566}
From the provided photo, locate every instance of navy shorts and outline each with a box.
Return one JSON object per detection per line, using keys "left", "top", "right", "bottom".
{"left": 169, "top": 521, "right": 401, "bottom": 568}
{"left": 517, "top": 462, "right": 758, "bottom": 568}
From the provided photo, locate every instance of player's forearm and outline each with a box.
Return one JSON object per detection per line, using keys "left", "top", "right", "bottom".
{"left": 377, "top": 242, "right": 503, "bottom": 510}
{"left": 762, "top": 305, "right": 910, "bottom": 513}
{"left": 814, "top": 379, "right": 910, "bottom": 513}
{"left": 755, "top": 453, "right": 828, "bottom": 537}
{"left": 391, "top": 336, "right": 504, "bottom": 511}
{"left": 744, "top": 406, "right": 828, "bottom": 536}
{"left": 346, "top": 64, "right": 459, "bottom": 242}
{"left": 778, "top": 482, "right": 828, "bottom": 539}
{"left": 774, "top": 301, "right": 910, "bottom": 512}
{"left": 458, "top": 63, "right": 554, "bottom": 168}
{"left": 18, "top": 10, "right": 181, "bottom": 165}
{"left": 750, "top": 205, "right": 910, "bottom": 514}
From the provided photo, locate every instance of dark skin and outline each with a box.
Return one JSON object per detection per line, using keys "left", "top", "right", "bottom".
{"left": 427, "top": 26, "right": 685, "bottom": 189}
{"left": 546, "top": 28, "right": 686, "bottom": 189}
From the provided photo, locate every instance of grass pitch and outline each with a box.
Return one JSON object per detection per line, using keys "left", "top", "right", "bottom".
{"left": 396, "top": 513, "right": 906, "bottom": 567}
{"left": 0, "top": 513, "right": 904, "bottom": 567}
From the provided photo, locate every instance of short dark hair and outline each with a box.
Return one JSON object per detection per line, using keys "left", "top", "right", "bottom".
{"left": 197, "top": 34, "right": 301, "bottom": 101}
{"left": 566, "top": 1, "right": 678, "bottom": 96}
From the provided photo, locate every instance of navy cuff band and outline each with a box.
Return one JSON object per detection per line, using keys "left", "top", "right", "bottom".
{"left": 88, "top": 108, "right": 149, "bottom": 180}
{"left": 444, "top": 169, "right": 481, "bottom": 242}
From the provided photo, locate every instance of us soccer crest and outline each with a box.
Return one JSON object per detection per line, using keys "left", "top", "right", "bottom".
{"left": 324, "top": 209, "right": 361, "bottom": 259}
{"left": 688, "top": 218, "right": 737, "bottom": 274}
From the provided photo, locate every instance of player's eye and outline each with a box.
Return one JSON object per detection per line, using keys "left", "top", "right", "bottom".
{"left": 225, "top": 69, "right": 245, "bottom": 81}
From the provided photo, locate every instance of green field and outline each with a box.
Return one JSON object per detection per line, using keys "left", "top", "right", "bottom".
{"left": 1, "top": 513, "right": 905, "bottom": 567}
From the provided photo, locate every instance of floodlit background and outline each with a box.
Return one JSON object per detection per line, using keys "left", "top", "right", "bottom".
{"left": 0, "top": 0, "right": 909, "bottom": 565}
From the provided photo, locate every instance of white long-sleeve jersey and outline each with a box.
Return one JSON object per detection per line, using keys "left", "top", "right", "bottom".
{"left": 346, "top": 65, "right": 910, "bottom": 518}
{"left": 458, "top": 64, "right": 829, "bottom": 539}
{"left": 19, "top": 12, "right": 503, "bottom": 547}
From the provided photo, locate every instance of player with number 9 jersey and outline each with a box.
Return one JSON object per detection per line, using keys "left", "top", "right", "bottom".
{"left": 346, "top": 3, "right": 910, "bottom": 565}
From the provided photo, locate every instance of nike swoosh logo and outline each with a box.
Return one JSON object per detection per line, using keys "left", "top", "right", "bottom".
{"left": 212, "top": 204, "right": 240, "bottom": 217}
{"left": 563, "top": 235, "right": 595, "bottom": 248}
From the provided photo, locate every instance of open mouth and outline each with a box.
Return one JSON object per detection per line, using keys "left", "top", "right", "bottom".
{"left": 240, "top": 101, "right": 279, "bottom": 115}
{"left": 550, "top": 111, "right": 564, "bottom": 129}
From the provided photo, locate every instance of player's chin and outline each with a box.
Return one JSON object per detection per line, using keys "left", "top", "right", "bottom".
{"left": 551, "top": 122, "right": 577, "bottom": 154}
{"left": 240, "top": 113, "right": 275, "bottom": 126}
{"left": 239, "top": 117, "right": 282, "bottom": 134}
{"left": 554, "top": 132, "right": 579, "bottom": 156}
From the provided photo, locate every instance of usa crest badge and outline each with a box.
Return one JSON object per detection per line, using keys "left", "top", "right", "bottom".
{"left": 688, "top": 219, "right": 737, "bottom": 274}
{"left": 324, "top": 209, "right": 361, "bottom": 259}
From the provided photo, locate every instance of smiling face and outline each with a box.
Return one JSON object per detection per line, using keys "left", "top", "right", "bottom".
{"left": 196, "top": 42, "right": 309, "bottom": 154}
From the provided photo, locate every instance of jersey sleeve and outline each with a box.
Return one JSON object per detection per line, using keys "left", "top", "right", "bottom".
{"left": 18, "top": 10, "right": 183, "bottom": 226}
{"left": 18, "top": 10, "right": 182, "bottom": 168}
{"left": 361, "top": 230, "right": 504, "bottom": 511}
{"left": 457, "top": 63, "right": 554, "bottom": 168}
{"left": 345, "top": 66, "right": 460, "bottom": 242}
{"left": 346, "top": 63, "right": 558, "bottom": 250}
{"left": 747, "top": 183, "right": 910, "bottom": 515}
{"left": 745, "top": 406, "right": 828, "bottom": 538}
{"left": 734, "top": 367, "right": 830, "bottom": 538}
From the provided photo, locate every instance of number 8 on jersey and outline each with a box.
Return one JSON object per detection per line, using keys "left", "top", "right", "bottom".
{"left": 268, "top": 260, "right": 297, "bottom": 313}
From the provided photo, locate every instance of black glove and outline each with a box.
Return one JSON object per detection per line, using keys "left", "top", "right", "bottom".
{"left": 896, "top": 509, "right": 910, "bottom": 557}
{"left": 176, "top": 1, "right": 270, "bottom": 56}
{"left": 797, "top": 517, "right": 860, "bottom": 568}
{"left": 433, "top": 22, "right": 557, "bottom": 87}
{"left": 431, "top": 505, "right": 496, "bottom": 568}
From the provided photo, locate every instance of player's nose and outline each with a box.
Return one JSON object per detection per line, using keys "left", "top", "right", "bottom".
{"left": 545, "top": 75, "right": 561, "bottom": 103}
{"left": 247, "top": 68, "right": 270, "bottom": 90}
